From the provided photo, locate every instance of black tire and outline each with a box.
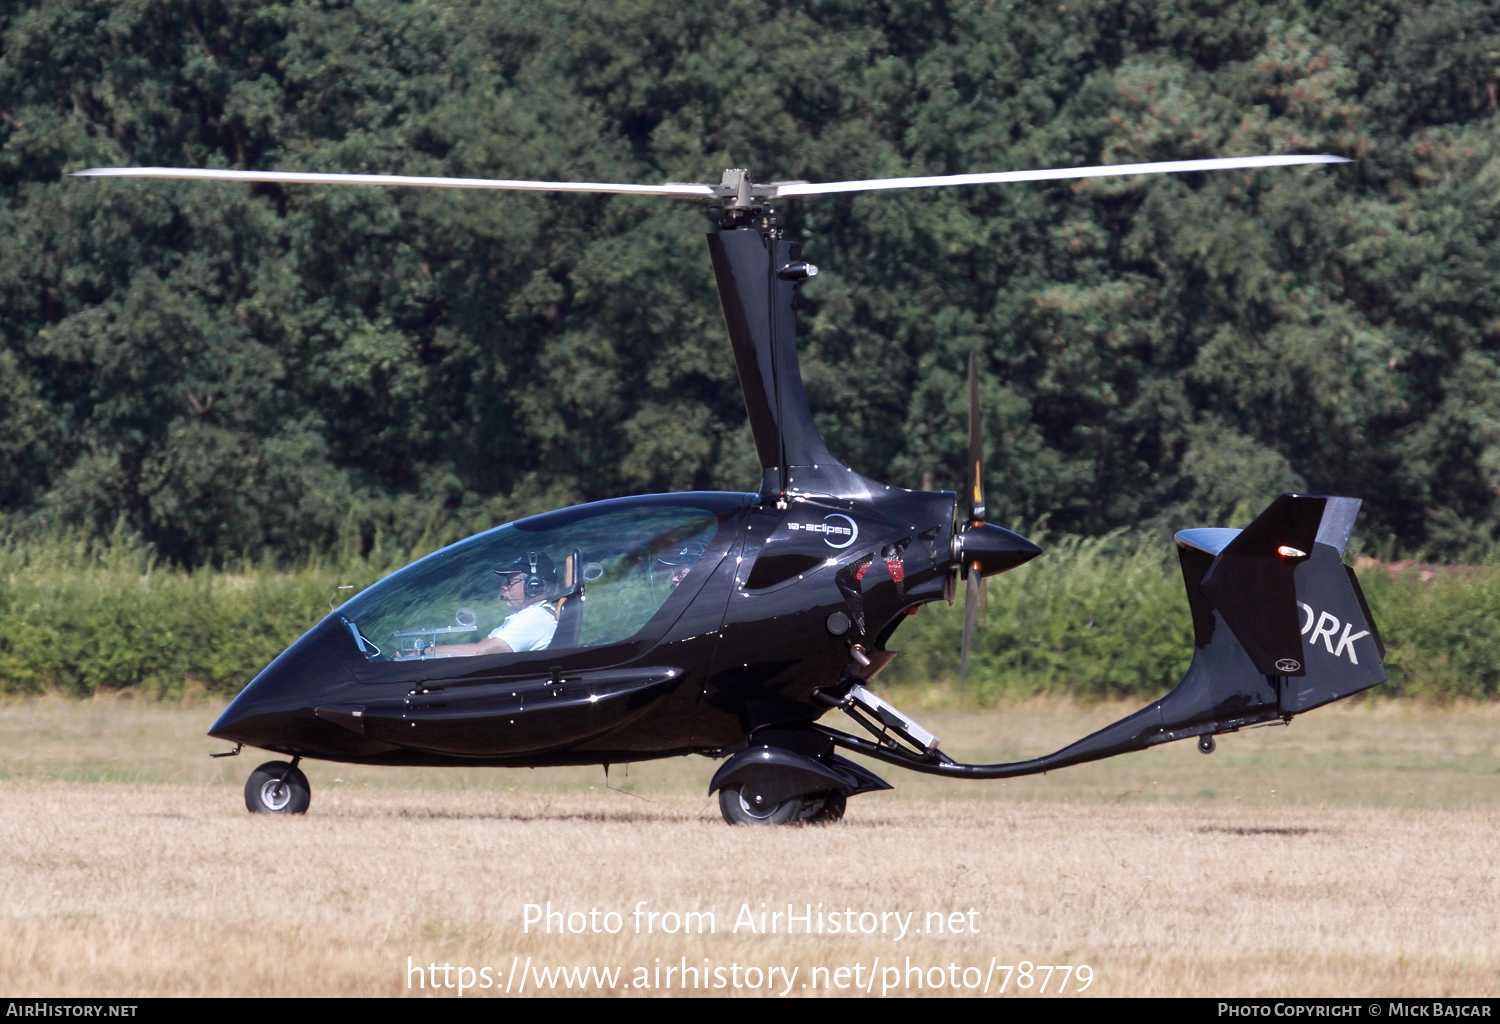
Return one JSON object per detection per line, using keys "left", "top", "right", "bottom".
{"left": 245, "top": 761, "right": 311, "bottom": 814}
{"left": 1198, "top": 734, "right": 1217, "bottom": 755}
{"left": 718, "top": 785, "right": 801, "bottom": 826}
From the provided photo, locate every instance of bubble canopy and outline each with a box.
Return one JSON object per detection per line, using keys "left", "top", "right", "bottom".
{"left": 337, "top": 494, "right": 745, "bottom": 668}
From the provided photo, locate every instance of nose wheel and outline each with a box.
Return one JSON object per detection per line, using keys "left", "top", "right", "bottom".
{"left": 245, "top": 760, "right": 311, "bottom": 814}
{"left": 1198, "top": 734, "right": 1217, "bottom": 755}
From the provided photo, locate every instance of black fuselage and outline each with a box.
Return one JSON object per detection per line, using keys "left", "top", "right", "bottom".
{"left": 209, "top": 486, "right": 967, "bottom": 767}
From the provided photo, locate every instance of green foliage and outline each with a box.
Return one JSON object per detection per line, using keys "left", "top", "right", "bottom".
{"left": 0, "top": 530, "right": 374, "bottom": 697}
{"left": 2, "top": 1, "right": 1499, "bottom": 565}
{"left": 1354, "top": 560, "right": 1500, "bottom": 700}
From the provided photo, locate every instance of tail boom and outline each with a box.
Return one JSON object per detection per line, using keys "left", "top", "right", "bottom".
{"left": 819, "top": 493, "right": 1385, "bottom": 780}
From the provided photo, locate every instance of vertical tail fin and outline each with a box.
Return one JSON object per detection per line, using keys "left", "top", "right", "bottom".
{"left": 1178, "top": 494, "right": 1385, "bottom": 723}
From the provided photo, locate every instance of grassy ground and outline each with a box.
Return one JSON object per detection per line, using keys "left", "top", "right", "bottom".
{"left": 0, "top": 698, "right": 1496, "bottom": 997}
{"left": 4, "top": 694, "right": 1497, "bottom": 808}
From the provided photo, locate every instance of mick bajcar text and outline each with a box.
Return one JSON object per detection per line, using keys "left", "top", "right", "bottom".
{"left": 1220, "top": 1006, "right": 1491, "bottom": 1018}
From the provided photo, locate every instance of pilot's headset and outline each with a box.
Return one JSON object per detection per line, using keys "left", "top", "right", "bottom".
{"left": 524, "top": 551, "right": 544, "bottom": 597}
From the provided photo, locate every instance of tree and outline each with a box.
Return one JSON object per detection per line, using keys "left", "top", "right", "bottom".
{"left": 1, "top": 0, "right": 1496, "bottom": 563}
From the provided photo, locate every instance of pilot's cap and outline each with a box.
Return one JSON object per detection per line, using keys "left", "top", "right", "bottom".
{"left": 494, "top": 550, "right": 558, "bottom": 592}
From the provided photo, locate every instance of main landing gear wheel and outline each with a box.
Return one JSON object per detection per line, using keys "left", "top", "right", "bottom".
{"left": 245, "top": 761, "right": 311, "bottom": 814}
{"left": 718, "top": 785, "right": 801, "bottom": 826}
{"left": 718, "top": 787, "right": 847, "bottom": 826}
{"left": 1198, "top": 734, "right": 1217, "bottom": 755}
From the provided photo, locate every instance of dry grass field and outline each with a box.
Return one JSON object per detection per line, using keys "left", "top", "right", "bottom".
{"left": 1, "top": 696, "right": 1497, "bottom": 997}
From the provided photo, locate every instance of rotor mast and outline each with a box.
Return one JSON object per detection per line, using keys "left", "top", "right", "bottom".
{"left": 705, "top": 168, "right": 860, "bottom": 508}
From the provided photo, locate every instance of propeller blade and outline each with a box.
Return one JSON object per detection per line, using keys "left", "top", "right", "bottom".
{"left": 967, "top": 352, "right": 984, "bottom": 526}
{"left": 770, "top": 155, "right": 1349, "bottom": 198}
{"left": 71, "top": 166, "right": 715, "bottom": 198}
{"left": 958, "top": 569, "right": 981, "bottom": 707}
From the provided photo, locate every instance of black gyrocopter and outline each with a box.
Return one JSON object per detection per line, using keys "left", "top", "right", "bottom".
{"left": 78, "top": 155, "right": 1386, "bottom": 824}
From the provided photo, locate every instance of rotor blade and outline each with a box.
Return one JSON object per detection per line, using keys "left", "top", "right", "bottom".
{"left": 71, "top": 166, "right": 716, "bottom": 198}
{"left": 967, "top": 352, "right": 984, "bottom": 526}
{"left": 74, "top": 155, "right": 1347, "bottom": 201}
{"left": 958, "top": 569, "right": 981, "bottom": 707}
{"left": 770, "top": 154, "right": 1349, "bottom": 198}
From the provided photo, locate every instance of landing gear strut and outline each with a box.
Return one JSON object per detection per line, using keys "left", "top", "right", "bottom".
{"left": 245, "top": 759, "right": 311, "bottom": 814}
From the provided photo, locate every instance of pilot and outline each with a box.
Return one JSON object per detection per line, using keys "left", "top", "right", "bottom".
{"left": 420, "top": 551, "right": 558, "bottom": 657}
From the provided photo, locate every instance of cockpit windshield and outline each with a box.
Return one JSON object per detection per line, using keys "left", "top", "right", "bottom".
{"left": 338, "top": 499, "right": 726, "bottom": 662}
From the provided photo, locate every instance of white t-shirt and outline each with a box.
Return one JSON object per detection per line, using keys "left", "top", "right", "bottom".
{"left": 488, "top": 602, "right": 557, "bottom": 652}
